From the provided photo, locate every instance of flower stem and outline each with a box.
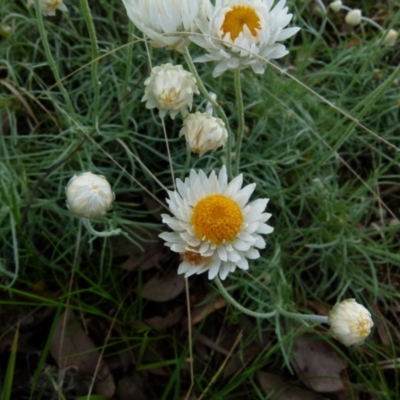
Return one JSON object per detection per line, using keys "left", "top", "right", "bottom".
{"left": 82, "top": 218, "right": 121, "bottom": 237}
{"left": 80, "top": 0, "right": 100, "bottom": 126}
{"left": 183, "top": 47, "right": 232, "bottom": 178}
{"left": 34, "top": 0, "right": 75, "bottom": 119}
{"left": 233, "top": 70, "right": 245, "bottom": 176}
{"left": 214, "top": 276, "right": 276, "bottom": 319}
{"left": 279, "top": 309, "right": 329, "bottom": 324}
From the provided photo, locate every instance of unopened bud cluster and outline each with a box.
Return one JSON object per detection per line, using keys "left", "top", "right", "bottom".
{"left": 328, "top": 1, "right": 397, "bottom": 45}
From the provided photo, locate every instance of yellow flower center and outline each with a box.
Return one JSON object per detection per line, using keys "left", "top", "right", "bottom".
{"left": 191, "top": 194, "right": 243, "bottom": 245}
{"left": 46, "top": 0, "right": 62, "bottom": 11}
{"left": 159, "top": 89, "right": 179, "bottom": 108}
{"left": 356, "top": 314, "right": 371, "bottom": 339}
{"left": 221, "top": 6, "right": 261, "bottom": 41}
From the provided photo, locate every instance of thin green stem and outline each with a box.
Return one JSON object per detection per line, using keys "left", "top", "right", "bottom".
{"left": 82, "top": 218, "right": 121, "bottom": 237}
{"left": 80, "top": 0, "right": 100, "bottom": 125}
{"left": 181, "top": 147, "right": 192, "bottom": 180}
{"left": 161, "top": 117, "right": 176, "bottom": 190}
{"left": 279, "top": 309, "right": 329, "bottom": 324}
{"left": 34, "top": 0, "right": 75, "bottom": 119}
{"left": 214, "top": 276, "right": 276, "bottom": 319}
{"left": 233, "top": 70, "right": 244, "bottom": 176}
{"left": 183, "top": 47, "right": 232, "bottom": 178}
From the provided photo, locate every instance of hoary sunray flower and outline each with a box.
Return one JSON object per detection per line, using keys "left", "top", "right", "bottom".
{"left": 159, "top": 166, "right": 273, "bottom": 280}
{"left": 328, "top": 299, "right": 373, "bottom": 346}
{"left": 345, "top": 9, "right": 362, "bottom": 26}
{"left": 191, "top": 0, "right": 300, "bottom": 77}
{"left": 66, "top": 172, "right": 115, "bottom": 219}
{"left": 28, "top": 0, "right": 68, "bottom": 16}
{"left": 179, "top": 112, "right": 228, "bottom": 155}
{"left": 121, "top": 0, "right": 212, "bottom": 52}
{"left": 142, "top": 64, "right": 199, "bottom": 120}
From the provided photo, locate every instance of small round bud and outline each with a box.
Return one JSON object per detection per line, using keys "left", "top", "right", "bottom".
{"left": 328, "top": 299, "right": 373, "bottom": 346}
{"left": 66, "top": 172, "right": 115, "bottom": 219}
{"left": 383, "top": 29, "right": 398, "bottom": 46}
{"left": 345, "top": 9, "right": 362, "bottom": 26}
{"left": 142, "top": 64, "right": 199, "bottom": 120}
{"left": 179, "top": 112, "right": 228, "bottom": 156}
{"left": 329, "top": 1, "right": 342, "bottom": 12}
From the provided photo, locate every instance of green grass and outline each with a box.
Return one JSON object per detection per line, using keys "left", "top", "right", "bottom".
{"left": 1, "top": 0, "right": 400, "bottom": 398}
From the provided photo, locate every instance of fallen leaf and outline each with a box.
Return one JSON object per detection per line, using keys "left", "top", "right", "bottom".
{"left": 135, "top": 306, "right": 184, "bottom": 329}
{"left": 50, "top": 310, "right": 115, "bottom": 399}
{"left": 116, "top": 374, "right": 149, "bottom": 400}
{"left": 112, "top": 232, "right": 165, "bottom": 271}
{"left": 291, "top": 334, "right": 347, "bottom": 393}
{"left": 257, "top": 371, "right": 325, "bottom": 400}
{"left": 141, "top": 270, "right": 185, "bottom": 302}
{"left": 190, "top": 295, "right": 226, "bottom": 325}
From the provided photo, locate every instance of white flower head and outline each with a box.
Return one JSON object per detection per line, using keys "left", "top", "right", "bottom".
{"left": 27, "top": 0, "right": 68, "bottom": 16}
{"left": 121, "top": 0, "right": 212, "bottom": 52}
{"left": 191, "top": 0, "right": 300, "bottom": 77}
{"left": 142, "top": 64, "right": 199, "bottom": 120}
{"left": 159, "top": 166, "right": 273, "bottom": 280}
{"left": 328, "top": 299, "right": 373, "bottom": 346}
{"left": 383, "top": 29, "right": 398, "bottom": 46}
{"left": 66, "top": 172, "right": 115, "bottom": 219}
{"left": 345, "top": 9, "right": 362, "bottom": 26}
{"left": 179, "top": 112, "right": 228, "bottom": 155}
{"left": 328, "top": 0, "right": 342, "bottom": 12}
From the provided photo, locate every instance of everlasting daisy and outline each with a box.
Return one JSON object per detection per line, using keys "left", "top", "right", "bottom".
{"left": 159, "top": 166, "right": 273, "bottom": 280}
{"left": 328, "top": 299, "right": 373, "bottom": 346}
{"left": 191, "top": 0, "right": 300, "bottom": 77}
{"left": 179, "top": 112, "right": 228, "bottom": 155}
{"left": 142, "top": 64, "right": 199, "bottom": 120}
{"left": 28, "top": 0, "right": 68, "bottom": 16}
{"left": 66, "top": 172, "right": 115, "bottom": 219}
{"left": 121, "top": 0, "right": 212, "bottom": 52}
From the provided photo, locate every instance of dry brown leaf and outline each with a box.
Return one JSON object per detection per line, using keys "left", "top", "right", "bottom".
{"left": 49, "top": 309, "right": 115, "bottom": 399}
{"left": 291, "top": 333, "right": 347, "bottom": 393}
{"left": 257, "top": 371, "right": 325, "bottom": 400}
{"left": 113, "top": 232, "right": 165, "bottom": 271}
{"left": 190, "top": 295, "right": 227, "bottom": 325}
{"left": 141, "top": 270, "right": 185, "bottom": 302}
{"left": 136, "top": 306, "right": 184, "bottom": 329}
{"left": 116, "top": 374, "right": 149, "bottom": 400}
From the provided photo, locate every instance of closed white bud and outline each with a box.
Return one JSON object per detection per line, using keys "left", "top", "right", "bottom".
{"left": 142, "top": 64, "right": 199, "bottom": 120}
{"left": 329, "top": 1, "right": 342, "bottom": 12}
{"left": 179, "top": 112, "right": 228, "bottom": 155}
{"left": 383, "top": 29, "right": 398, "bottom": 46}
{"left": 66, "top": 172, "right": 115, "bottom": 219}
{"left": 27, "top": 0, "right": 68, "bottom": 16}
{"left": 328, "top": 299, "right": 373, "bottom": 346}
{"left": 345, "top": 9, "right": 362, "bottom": 26}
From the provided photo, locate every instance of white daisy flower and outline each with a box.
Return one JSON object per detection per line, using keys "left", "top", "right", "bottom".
{"left": 142, "top": 64, "right": 199, "bottom": 120}
{"left": 345, "top": 9, "right": 362, "bottom": 27}
{"left": 121, "top": 0, "right": 212, "bottom": 52}
{"left": 179, "top": 112, "right": 228, "bottom": 155}
{"left": 159, "top": 166, "right": 273, "bottom": 280}
{"left": 191, "top": 0, "right": 300, "bottom": 77}
{"left": 66, "top": 172, "right": 115, "bottom": 219}
{"left": 328, "top": 299, "right": 373, "bottom": 346}
{"left": 28, "top": 0, "right": 68, "bottom": 16}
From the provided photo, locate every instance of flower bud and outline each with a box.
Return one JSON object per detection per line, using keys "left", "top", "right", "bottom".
{"left": 345, "top": 9, "right": 362, "bottom": 26}
{"left": 328, "top": 299, "right": 373, "bottom": 346}
{"left": 142, "top": 64, "right": 199, "bottom": 120}
{"left": 329, "top": 1, "right": 342, "bottom": 12}
{"left": 66, "top": 172, "right": 115, "bottom": 219}
{"left": 27, "top": 0, "right": 68, "bottom": 16}
{"left": 383, "top": 29, "right": 398, "bottom": 46}
{"left": 179, "top": 112, "right": 228, "bottom": 155}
